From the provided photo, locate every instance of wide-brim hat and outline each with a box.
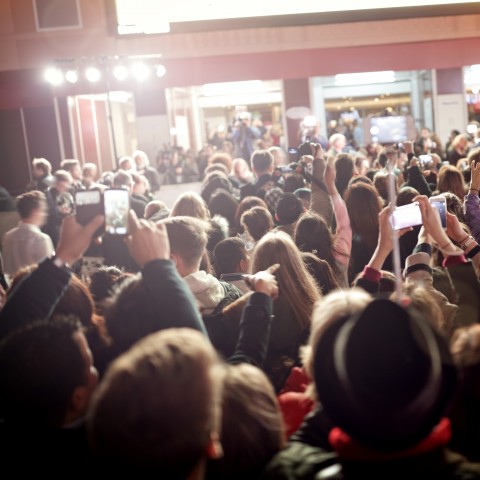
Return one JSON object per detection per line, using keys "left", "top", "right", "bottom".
{"left": 313, "top": 299, "right": 458, "bottom": 451}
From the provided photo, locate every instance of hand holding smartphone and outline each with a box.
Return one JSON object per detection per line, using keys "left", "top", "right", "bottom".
{"left": 429, "top": 195, "right": 447, "bottom": 230}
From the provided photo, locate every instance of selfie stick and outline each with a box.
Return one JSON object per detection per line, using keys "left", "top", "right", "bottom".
{"left": 387, "top": 160, "right": 404, "bottom": 303}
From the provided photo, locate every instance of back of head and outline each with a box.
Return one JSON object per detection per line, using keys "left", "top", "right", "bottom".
{"left": 213, "top": 238, "right": 247, "bottom": 275}
{"left": 397, "top": 186, "right": 420, "bottom": 206}
{"left": 0, "top": 317, "right": 88, "bottom": 426}
{"left": 251, "top": 150, "right": 274, "bottom": 174}
{"left": 467, "top": 147, "right": 480, "bottom": 167}
{"left": 113, "top": 170, "right": 133, "bottom": 189}
{"left": 32, "top": 157, "right": 52, "bottom": 175}
{"left": 373, "top": 171, "right": 389, "bottom": 202}
{"left": 162, "top": 216, "right": 209, "bottom": 270}
{"left": 308, "top": 295, "right": 457, "bottom": 451}
{"left": 171, "top": 192, "right": 210, "bottom": 220}
{"left": 201, "top": 172, "right": 232, "bottom": 204}
{"left": 88, "top": 329, "right": 220, "bottom": 476}
{"left": 60, "top": 159, "right": 80, "bottom": 173}
{"left": 210, "top": 363, "right": 284, "bottom": 479}
{"left": 235, "top": 196, "right": 268, "bottom": 232}
{"left": 437, "top": 165, "right": 465, "bottom": 199}
{"left": 241, "top": 206, "right": 273, "bottom": 242}
{"left": 301, "top": 252, "right": 340, "bottom": 295}
{"left": 275, "top": 193, "right": 304, "bottom": 226}
{"left": 16, "top": 190, "right": 46, "bottom": 220}
{"left": 334, "top": 154, "right": 355, "bottom": 196}
{"left": 208, "top": 189, "right": 239, "bottom": 227}
{"left": 283, "top": 173, "right": 305, "bottom": 193}
{"left": 53, "top": 169, "right": 73, "bottom": 185}
{"left": 208, "top": 152, "right": 233, "bottom": 172}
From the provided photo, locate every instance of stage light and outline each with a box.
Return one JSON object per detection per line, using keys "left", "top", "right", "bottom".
{"left": 131, "top": 62, "right": 150, "bottom": 81}
{"left": 113, "top": 65, "right": 128, "bottom": 81}
{"left": 44, "top": 67, "right": 63, "bottom": 85}
{"left": 65, "top": 69, "right": 79, "bottom": 84}
{"left": 155, "top": 64, "right": 166, "bottom": 78}
{"left": 85, "top": 67, "right": 101, "bottom": 82}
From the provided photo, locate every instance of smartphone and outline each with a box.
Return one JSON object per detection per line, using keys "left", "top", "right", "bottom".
{"left": 419, "top": 154, "right": 432, "bottom": 164}
{"left": 104, "top": 188, "right": 130, "bottom": 235}
{"left": 75, "top": 190, "right": 103, "bottom": 225}
{"left": 390, "top": 202, "right": 422, "bottom": 231}
{"left": 429, "top": 195, "right": 447, "bottom": 230}
{"left": 220, "top": 273, "right": 247, "bottom": 283}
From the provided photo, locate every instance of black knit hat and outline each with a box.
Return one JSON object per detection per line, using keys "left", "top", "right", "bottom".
{"left": 313, "top": 299, "right": 458, "bottom": 451}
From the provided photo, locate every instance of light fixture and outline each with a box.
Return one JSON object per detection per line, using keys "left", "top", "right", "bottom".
{"left": 335, "top": 71, "right": 396, "bottom": 86}
{"left": 155, "top": 64, "right": 167, "bottom": 78}
{"left": 85, "top": 67, "right": 101, "bottom": 82}
{"left": 44, "top": 67, "right": 63, "bottom": 85}
{"left": 65, "top": 69, "right": 79, "bottom": 84}
{"left": 202, "top": 80, "right": 263, "bottom": 96}
{"left": 303, "top": 115, "right": 317, "bottom": 128}
{"left": 131, "top": 62, "right": 150, "bottom": 81}
{"left": 113, "top": 65, "right": 129, "bottom": 81}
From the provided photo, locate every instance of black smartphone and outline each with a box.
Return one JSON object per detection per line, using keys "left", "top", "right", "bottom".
{"left": 104, "top": 188, "right": 130, "bottom": 235}
{"left": 220, "top": 273, "right": 247, "bottom": 283}
{"left": 75, "top": 190, "right": 103, "bottom": 225}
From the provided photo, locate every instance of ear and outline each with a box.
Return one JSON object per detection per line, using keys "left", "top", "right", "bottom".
{"left": 205, "top": 432, "right": 223, "bottom": 460}
{"left": 67, "top": 385, "right": 90, "bottom": 421}
{"left": 275, "top": 213, "right": 279, "bottom": 222}
{"left": 239, "top": 258, "right": 249, "bottom": 273}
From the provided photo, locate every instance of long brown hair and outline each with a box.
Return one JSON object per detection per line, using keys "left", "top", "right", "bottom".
{"left": 344, "top": 182, "right": 382, "bottom": 254}
{"left": 437, "top": 165, "right": 466, "bottom": 200}
{"left": 250, "top": 232, "right": 321, "bottom": 329}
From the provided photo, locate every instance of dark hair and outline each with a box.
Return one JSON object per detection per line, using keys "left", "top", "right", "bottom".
{"left": 275, "top": 193, "right": 304, "bottom": 225}
{"left": 251, "top": 150, "right": 274, "bottom": 173}
{"left": 213, "top": 238, "right": 247, "bottom": 275}
{"left": 235, "top": 196, "right": 268, "bottom": 233}
{"left": 208, "top": 152, "right": 233, "bottom": 171}
{"left": 397, "top": 187, "right": 420, "bottom": 206}
{"left": 89, "top": 266, "right": 130, "bottom": 305}
{"left": 283, "top": 174, "right": 305, "bottom": 193}
{"left": 60, "top": 159, "right": 80, "bottom": 173}
{"left": 113, "top": 170, "right": 133, "bottom": 188}
{"left": 349, "top": 175, "right": 374, "bottom": 188}
{"left": 208, "top": 189, "right": 239, "bottom": 232}
{"left": 241, "top": 207, "right": 273, "bottom": 242}
{"left": 201, "top": 172, "right": 232, "bottom": 204}
{"left": 302, "top": 252, "right": 340, "bottom": 295}
{"left": 437, "top": 165, "right": 466, "bottom": 200}
{"left": 377, "top": 151, "right": 388, "bottom": 168}
{"left": 334, "top": 154, "right": 355, "bottom": 197}
{"left": 15, "top": 190, "right": 46, "bottom": 219}
{"left": 0, "top": 316, "right": 86, "bottom": 426}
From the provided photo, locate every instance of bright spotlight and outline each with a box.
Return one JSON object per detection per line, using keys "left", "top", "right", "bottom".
{"left": 155, "top": 64, "right": 166, "bottom": 78}
{"left": 131, "top": 62, "right": 150, "bottom": 81}
{"left": 44, "top": 67, "right": 63, "bottom": 85}
{"left": 65, "top": 70, "right": 79, "bottom": 84}
{"left": 85, "top": 67, "right": 101, "bottom": 82}
{"left": 113, "top": 65, "right": 128, "bottom": 81}
{"left": 303, "top": 115, "right": 317, "bottom": 128}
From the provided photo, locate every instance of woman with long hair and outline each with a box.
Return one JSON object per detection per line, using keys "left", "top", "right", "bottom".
{"left": 250, "top": 231, "right": 321, "bottom": 391}
{"left": 344, "top": 181, "right": 384, "bottom": 282}
{"left": 436, "top": 164, "right": 466, "bottom": 200}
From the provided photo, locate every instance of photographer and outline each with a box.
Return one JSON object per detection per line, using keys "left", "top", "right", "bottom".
{"left": 231, "top": 112, "right": 261, "bottom": 161}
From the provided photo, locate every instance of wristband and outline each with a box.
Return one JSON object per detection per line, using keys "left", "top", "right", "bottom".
{"left": 460, "top": 235, "right": 476, "bottom": 251}
{"left": 51, "top": 255, "right": 71, "bottom": 270}
{"left": 466, "top": 245, "right": 480, "bottom": 259}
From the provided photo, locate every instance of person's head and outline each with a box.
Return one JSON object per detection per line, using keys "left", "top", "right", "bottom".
{"left": 355, "top": 155, "right": 370, "bottom": 176}
{"left": 53, "top": 169, "right": 73, "bottom": 193}
{"left": 275, "top": 193, "right": 304, "bottom": 226}
{"left": 232, "top": 157, "right": 252, "bottom": 182}
{"left": 204, "top": 163, "right": 229, "bottom": 178}
{"left": 131, "top": 173, "right": 149, "bottom": 196}
{"left": 208, "top": 152, "right": 233, "bottom": 172}
{"left": 15, "top": 190, "right": 48, "bottom": 226}
{"left": 201, "top": 172, "right": 233, "bottom": 204}
{"left": 283, "top": 173, "right": 305, "bottom": 193}
{"left": 467, "top": 147, "right": 480, "bottom": 167}
{"left": 82, "top": 163, "right": 98, "bottom": 183}
{"left": 88, "top": 329, "right": 222, "bottom": 477}
{"left": 118, "top": 156, "right": 135, "bottom": 172}
{"left": 268, "top": 146, "right": 287, "bottom": 167}
{"left": 294, "top": 212, "right": 337, "bottom": 275}
{"left": 209, "top": 363, "right": 284, "bottom": 479}
{"left": 171, "top": 192, "right": 210, "bottom": 221}
{"left": 301, "top": 252, "right": 340, "bottom": 295}
{"left": 213, "top": 238, "right": 249, "bottom": 276}
{"left": 89, "top": 266, "right": 132, "bottom": 312}
{"left": 161, "top": 216, "right": 209, "bottom": 277}
{"left": 208, "top": 189, "right": 239, "bottom": 229}
{"left": 305, "top": 293, "right": 457, "bottom": 451}
{"left": 334, "top": 154, "right": 356, "bottom": 197}
{"left": 344, "top": 182, "right": 382, "bottom": 253}
{"left": 451, "top": 133, "right": 469, "bottom": 153}
{"left": 132, "top": 150, "right": 149, "bottom": 169}
{"left": 144, "top": 200, "right": 170, "bottom": 221}
{"left": 112, "top": 170, "right": 133, "bottom": 191}
{"left": 235, "top": 196, "right": 268, "bottom": 233}
{"left": 241, "top": 206, "right": 273, "bottom": 242}
{"left": 251, "top": 231, "right": 321, "bottom": 329}
{"left": 397, "top": 186, "right": 420, "bottom": 206}
{"left": 373, "top": 171, "right": 391, "bottom": 203}
{"left": 32, "top": 157, "right": 52, "bottom": 178}
{"left": 61, "top": 159, "right": 82, "bottom": 181}
{"left": 329, "top": 133, "right": 347, "bottom": 153}
{"left": 437, "top": 165, "right": 465, "bottom": 200}
{"left": 441, "top": 191, "right": 465, "bottom": 223}
{"left": 251, "top": 150, "right": 274, "bottom": 176}
{"left": 0, "top": 316, "right": 98, "bottom": 427}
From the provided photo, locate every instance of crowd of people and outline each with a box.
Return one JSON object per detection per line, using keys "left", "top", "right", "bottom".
{"left": 2, "top": 118, "right": 480, "bottom": 478}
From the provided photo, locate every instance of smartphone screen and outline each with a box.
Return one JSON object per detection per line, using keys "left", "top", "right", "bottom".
{"left": 429, "top": 196, "right": 447, "bottom": 230}
{"left": 390, "top": 202, "right": 422, "bottom": 231}
{"left": 220, "top": 273, "right": 247, "bottom": 282}
{"left": 104, "top": 189, "right": 130, "bottom": 235}
{"left": 75, "top": 190, "right": 102, "bottom": 226}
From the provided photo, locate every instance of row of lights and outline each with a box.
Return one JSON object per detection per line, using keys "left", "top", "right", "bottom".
{"left": 44, "top": 62, "right": 167, "bottom": 86}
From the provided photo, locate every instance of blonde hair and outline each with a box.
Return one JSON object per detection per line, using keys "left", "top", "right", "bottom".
{"left": 214, "top": 363, "right": 285, "bottom": 478}
{"left": 250, "top": 231, "right": 321, "bottom": 329}
{"left": 171, "top": 192, "right": 210, "bottom": 220}
{"left": 451, "top": 324, "right": 480, "bottom": 368}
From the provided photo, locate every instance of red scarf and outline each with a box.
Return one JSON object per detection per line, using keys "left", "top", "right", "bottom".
{"left": 329, "top": 418, "right": 451, "bottom": 461}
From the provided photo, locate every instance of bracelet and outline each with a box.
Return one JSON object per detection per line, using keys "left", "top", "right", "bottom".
{"left": 466, "top": 245, "right": 480, "bottom": 259}
{"left": 460, "top": 235, "right": 476, "bottom": 251}
{"left": 51, "top": 255, "right": 71, "bottom": 270}
{"left": 440, "top": 241, "right": 452, "bottom": 251}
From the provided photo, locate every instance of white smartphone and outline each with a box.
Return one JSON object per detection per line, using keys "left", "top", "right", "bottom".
{"left": 429, "top": 195, "right": 447, "bottom": 230}
{"left": 390, "top": 202, "right": 422, "bottom": 231}
{"left": 104, "top": 189, "right": 130, "bottom": 235}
